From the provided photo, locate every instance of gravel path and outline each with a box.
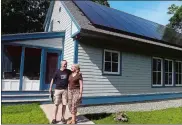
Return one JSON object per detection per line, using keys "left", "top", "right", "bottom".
{"left": 78, "top": 99, "right": 182, "bottom": 115}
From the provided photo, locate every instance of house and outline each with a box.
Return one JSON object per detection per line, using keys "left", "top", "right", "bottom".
{"left": 2, "top": 0, "right": 182, "bottom": 105}
{"left": 1, "top": 32, "right": 65, "bottom": 103}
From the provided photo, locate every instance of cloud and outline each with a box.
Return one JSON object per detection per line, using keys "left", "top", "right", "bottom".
{"left": 131, "top": 1, "right": 182, "bottom": 25}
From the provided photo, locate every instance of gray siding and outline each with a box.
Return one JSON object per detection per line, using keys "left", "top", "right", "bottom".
{"left": 78, "top": 42, "right": 182, "bottom": 97}
{"left": 48, "top": 1, "right": 75, "bottom": 68}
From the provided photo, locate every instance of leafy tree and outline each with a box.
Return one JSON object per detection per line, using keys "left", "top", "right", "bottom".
{"left": 167, "top": 4, "right": 182, "bottom": 32}
{"left": 92, "top": 0, "right": 110, "bottom": 7}
{"left": 2, "top": 0, "right": 50, "bottom": 34}
{"left": 2, "top": 0, "right": 109, "bottom": 34}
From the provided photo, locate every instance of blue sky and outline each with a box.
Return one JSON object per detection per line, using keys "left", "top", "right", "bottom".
{"left": 109, "top": 1, "right": 182, "bottom": 26}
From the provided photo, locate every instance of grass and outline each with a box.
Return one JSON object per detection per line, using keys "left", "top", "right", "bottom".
{"left": 85, "top": 107, "right": 182, "bottom": 124}
{"left": 2, "top": 103, "right": 49, "bottom": 124}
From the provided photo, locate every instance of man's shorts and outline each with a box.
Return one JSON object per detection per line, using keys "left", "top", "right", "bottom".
{"left": 54, "top": 89, "right": 68, "bottom": 106}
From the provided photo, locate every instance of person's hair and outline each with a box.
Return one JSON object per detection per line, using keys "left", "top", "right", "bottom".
{"left": 61, "top": 60, "right": 67, "bottom": 65}
{"left": 73, "top": 64, "right": 80, "bottom": 73}
{"left": 61, "top": 60, "right": 67, "bottom": 68}
{"left": 62, "top": 60, "right": 67, "bottom": 62}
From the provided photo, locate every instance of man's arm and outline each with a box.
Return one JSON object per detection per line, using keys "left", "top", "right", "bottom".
{"left": 49, "top": 70, "right": 57, "bottom": 93}
{"left": 49, "top": 79, "right": 54, "bottom": 93}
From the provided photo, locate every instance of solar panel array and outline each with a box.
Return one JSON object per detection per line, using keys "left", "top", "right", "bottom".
{"left": 73, "top": 0, "right": 182, "bottom": 46}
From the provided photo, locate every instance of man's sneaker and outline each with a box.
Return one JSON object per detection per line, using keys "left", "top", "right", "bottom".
{"left": 51, "top": 119, "right": 57, "bottom": 124}
{"left": 61, "top": 118, "right": 66, "bottom": 124}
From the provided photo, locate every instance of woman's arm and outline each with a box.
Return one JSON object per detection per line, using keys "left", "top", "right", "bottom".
{"left": 79, "top": 79, "right": 83, "bottom": 98}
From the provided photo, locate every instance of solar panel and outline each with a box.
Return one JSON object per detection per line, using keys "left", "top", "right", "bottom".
{"left": 118, "top": 11, "right": 161, "bottom": 39}
{"left": 76, "top": 1, "right": 111, "bottom": 27}
{"left": 73, "top": 0, "right": 182, "bottom": 46}
{"left": 96, "top": 3, "right": 145, "bottom": 36}
{"left": 86, "top": 1, "right": 127, "bottom": 32}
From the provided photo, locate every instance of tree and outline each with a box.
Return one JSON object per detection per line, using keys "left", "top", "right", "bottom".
{"left": 167, "top": 4, "right": 182, "bottom": 33}
{"left": 2, "top": 0, "right": 109, "bottom": 34}
{"left": 2, "top": 0, "right": 50, "bottom": 34}
{"left": 92, "top": 0, "right": 110, "bottom": 7}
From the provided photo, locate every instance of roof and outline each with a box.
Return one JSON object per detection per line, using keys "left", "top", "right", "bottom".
{"left": 62, "top": 1, "right": 182, "bottom": 48}
{"left": 1, "top": 32, "right": 65, "bottom": 41}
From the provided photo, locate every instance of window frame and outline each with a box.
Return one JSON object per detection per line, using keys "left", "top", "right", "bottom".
{"left": 175, "top": 60, "right": 182, "bottom": 86}
{"left": 103, "top": 49, "right": 121, "bottom": 75}
{"left": 59, "top": 7, "right": 62, "bottom": 12}
{"left": 152, "top": 57, "right": 163, "bottom": 87}
{"left": 164, "top": 59, "right": 174, "bottom": 87}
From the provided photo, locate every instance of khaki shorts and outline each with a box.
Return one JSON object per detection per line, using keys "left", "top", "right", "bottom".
{"left": 54, "top": 89, "right": 68, "bottom": 106}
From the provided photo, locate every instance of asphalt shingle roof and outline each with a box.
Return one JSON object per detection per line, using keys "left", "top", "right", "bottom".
{"left": 63, "top": 1, "right": 182, "bottom": 48}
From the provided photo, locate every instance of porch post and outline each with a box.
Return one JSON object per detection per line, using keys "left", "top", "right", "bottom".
{"left": 73, "top": 40, "right": 78, "bottom": 64}
{"left": 39, "top": 49, "right": 45, "bottom": 90}
{"left": 1, "top": 44, "right": 4, "bottom": 79}
{"left": 58, "top": 52, "right": 62, "bottom": 68}
{"left": 19, "top": 47, "right": 25, "bottom": 91}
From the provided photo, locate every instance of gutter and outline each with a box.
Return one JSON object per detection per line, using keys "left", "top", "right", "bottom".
{"left": 80, "top": 28, "right": 182, "bottom": 52}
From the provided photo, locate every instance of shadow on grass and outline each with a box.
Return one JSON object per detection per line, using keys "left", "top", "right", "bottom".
{"left": 84, "top": 113, "right": 112, "bottom": 120}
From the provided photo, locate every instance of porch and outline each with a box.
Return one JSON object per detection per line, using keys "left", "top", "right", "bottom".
{"left": 1, "top": 32, "right": 65, "bottom": 92}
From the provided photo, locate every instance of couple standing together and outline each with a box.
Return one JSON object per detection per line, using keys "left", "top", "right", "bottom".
{"left": 49, "top": 60, "right": 83, "bottom": 124}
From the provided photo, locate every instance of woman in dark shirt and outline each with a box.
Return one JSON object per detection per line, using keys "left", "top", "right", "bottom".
{"left": 67, "top": 64, "right": 83, "bottom": 124}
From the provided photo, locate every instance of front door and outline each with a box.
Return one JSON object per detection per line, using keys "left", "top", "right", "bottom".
{"left": 43, "top": 50, "right": 61, "bottom": 90}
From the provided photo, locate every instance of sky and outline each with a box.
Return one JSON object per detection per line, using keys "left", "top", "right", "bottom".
{"left": 109, "top": 1, "right": 182, "bottom": 26}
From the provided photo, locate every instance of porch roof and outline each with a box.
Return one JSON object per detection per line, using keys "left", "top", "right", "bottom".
{"left": 1, "top": 32, "right": 65, "bottom": 50}
{"left": 1, "top": 32, "right": 65, "bottom": 42}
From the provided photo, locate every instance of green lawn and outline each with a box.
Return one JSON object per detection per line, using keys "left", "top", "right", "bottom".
{"left": 85, "top": 107, "right": 182, "bottom": 124}
{"left": 2, "top": 103, "right": 49, "bottom": 124}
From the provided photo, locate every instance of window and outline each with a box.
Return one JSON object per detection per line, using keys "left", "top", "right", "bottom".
{"left": 152, "top": 58, "right": 163, "bottom": 86}
{"left": 2, "top": 45, "right": 22, "bottom": 79}
{"left": 59, "top": 7, "right": 61, "bottom": 12}
{"left": 23, "top": 48, "right": 41, "bottom": 80}
{"left": 175, "top": 61, "right": 182, "bottom": 86}
{"left": 164, "top": 59, "right": 174, "bottom": 86}
{"left": 103, "top": 49, "right": 120, "bottom": 74}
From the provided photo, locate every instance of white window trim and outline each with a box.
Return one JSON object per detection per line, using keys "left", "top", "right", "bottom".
{"left": 164, "top": 59, "right": 174, "bottom": 86}
{"left": 175, "top": 60, "right": 182, "bottom": 63}
{"left": 175, "top": 60, "right": 182, "bottom": 86}
{"left": 103, "top": 49, "right": 120, "bottom": 75}
{"left": 176, "top": 84, "right": 182, "bottom": 86}
{"left": 152, "top": 57, "right": 163, "bottom": 87}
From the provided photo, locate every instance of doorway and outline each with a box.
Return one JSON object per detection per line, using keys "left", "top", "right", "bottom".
{"left": 43, "top": 50, "right": 61, "bottom": 90}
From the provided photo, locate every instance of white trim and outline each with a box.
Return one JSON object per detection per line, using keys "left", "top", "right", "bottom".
{"left": 175, "top": 60, "right": 182, "bottom": 63}
{"left": 153, "top": 57, "right": 163, "bottom": 60}
{"left": 152, "top": 57, "right": 163, "bottom": 86}
{"left": 175, "top": 84, "right": 182, "bottom": 86}
{"left": 152, "top": 84, "right": 163, "bottom": 87}
{"left": 110, "top": 30, "right": 182, "bottom": 51}
{"left": 165, "top": 58, "right": 173, "bottom": 61}
{"left": 175, "top": 61, "right": 182, "bottom": 86}
{"left": 2, "top": 79, "right": 20, "bottom": 91}
{"left": 104, "top": 49, "right": 120, "bottom": 53}
{"left": 164, "top": 59, "right": 174, "bottom": 86}
{"left": 103, "top": 49, "right": 120, "bottom": 75}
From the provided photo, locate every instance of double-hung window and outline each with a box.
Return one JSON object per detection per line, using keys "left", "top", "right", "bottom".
{"left": 152, "top": 57, "right": 163, "bottom": 86}
{"left": 175, "top": 61, "right": 182, "bottom": 86}
{"left": 164, "top": 59, "right": 174, "bottom": 86}
{"left": 103, "top": 49, "right": 120, "bottom": 75}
